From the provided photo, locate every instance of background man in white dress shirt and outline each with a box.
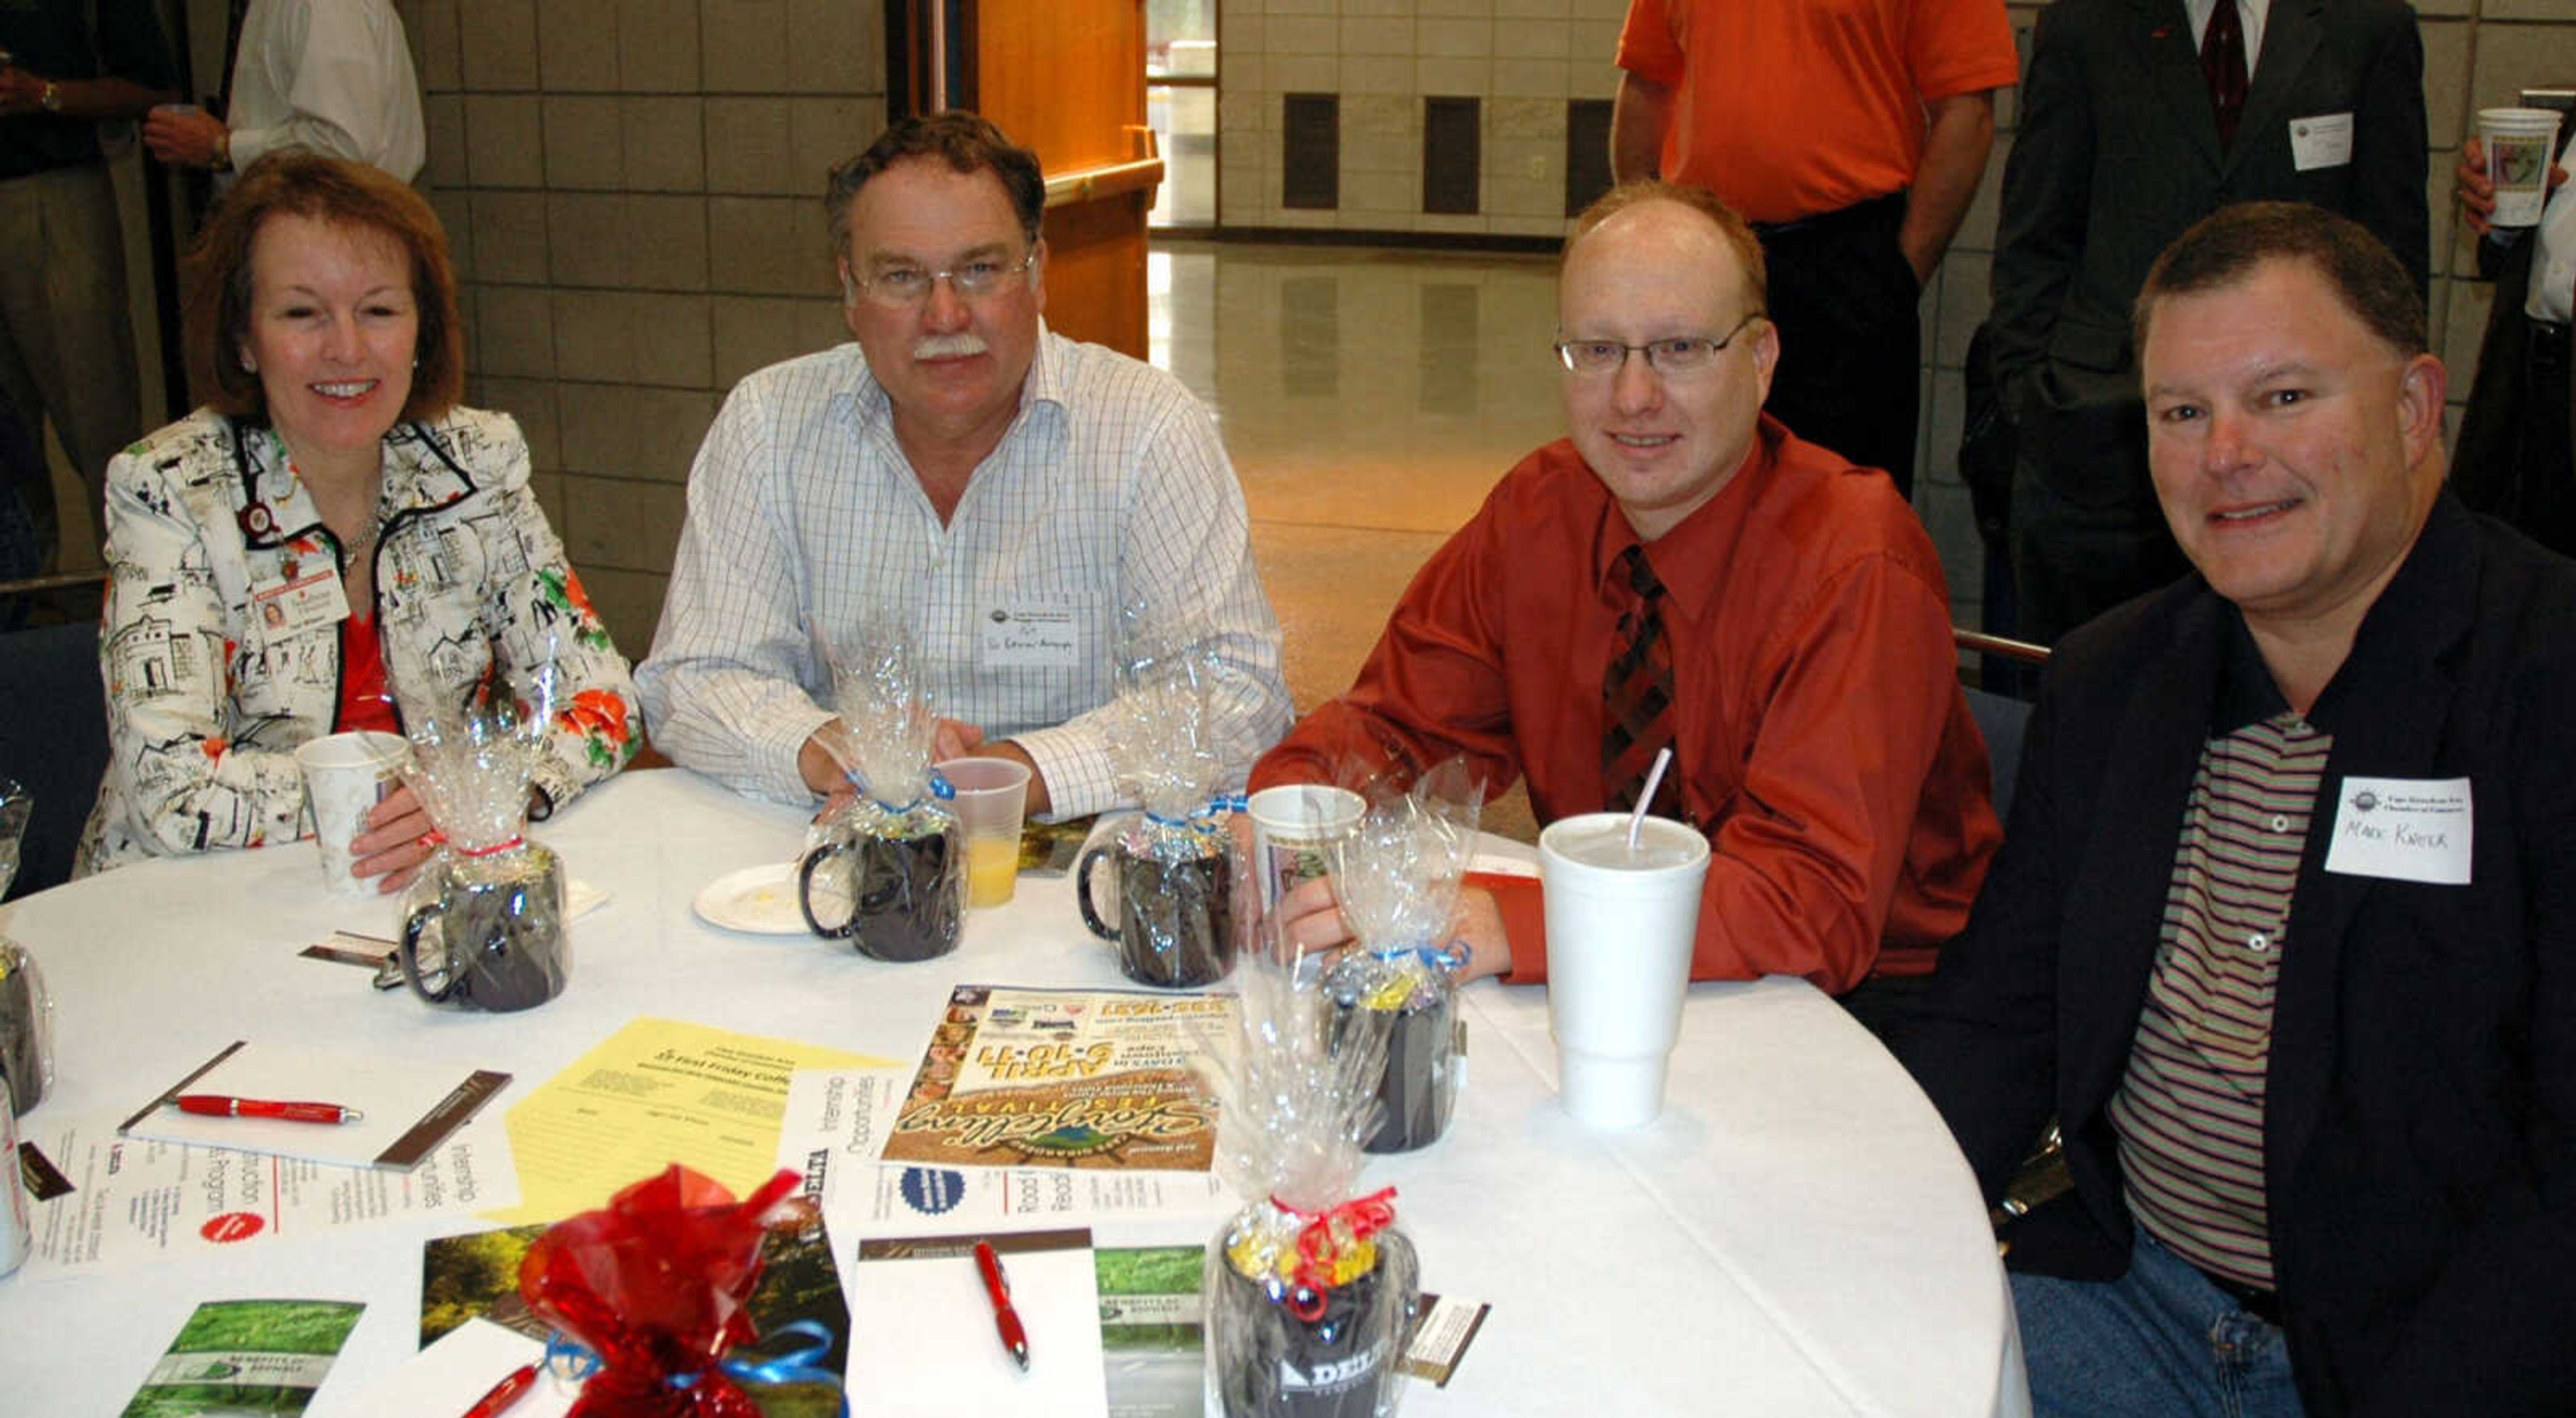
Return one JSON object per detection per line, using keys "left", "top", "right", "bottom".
{"left": 141, "top": 0, "right": 423, "bottom": 184}
{"left": 2452, "top": 125, "right": 2575, "bottom": 555}
{"left": 637, "top": 112, "right": 1289, "bottom": 818}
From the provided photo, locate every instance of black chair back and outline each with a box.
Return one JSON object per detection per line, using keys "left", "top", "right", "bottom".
{"left": 0, "top": 622, "right": 107, "bottom": 898}
{"left": 1963, "top": 686, "right": 2033, "bottom": 822}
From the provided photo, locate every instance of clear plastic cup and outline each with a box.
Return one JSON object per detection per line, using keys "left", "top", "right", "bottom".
{"left": 934, "top": 757, "right": 1032, "bottom": 908}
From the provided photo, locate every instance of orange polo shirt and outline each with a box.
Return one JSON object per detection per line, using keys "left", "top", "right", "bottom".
{"left": 1617, "top": 0, "right": 2021, "bottom": 225}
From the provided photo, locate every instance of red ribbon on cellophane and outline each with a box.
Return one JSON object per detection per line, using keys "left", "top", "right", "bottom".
{"left": 519, "top": 1164, "right": 804, "bottom": 1417}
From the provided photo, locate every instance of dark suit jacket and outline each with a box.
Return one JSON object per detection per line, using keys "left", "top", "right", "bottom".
{"left": 1897, "top": 495, "right": 2576, "bottom": 1417}
{"left": 1990, "top": 0, "right": 2428, "bottom": 508}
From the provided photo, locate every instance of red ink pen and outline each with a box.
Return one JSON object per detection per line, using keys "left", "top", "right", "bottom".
{"left": 174, "top": 1095, "right": 365, "bottom": 1125}
{"left": 974, "top": 1238, "right": 1030, "bottom": 1370}
{"left": 460, "top": 1362, "right": 538, "bottom": 1418}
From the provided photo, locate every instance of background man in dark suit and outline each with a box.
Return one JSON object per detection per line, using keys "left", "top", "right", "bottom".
{"left": 1992, "top": 0, "right": 2427, "bottom": 644}
{"left": 1900, "top": 202, "right": 2576, "bottom": 1416}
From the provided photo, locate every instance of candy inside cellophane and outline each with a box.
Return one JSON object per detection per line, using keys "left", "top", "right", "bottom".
{"left": 1322, "top": 766, "right": 1481, "bottom": 1153}
{"left": 1201, "top": 948, "right": 1418, "bottom": 1418}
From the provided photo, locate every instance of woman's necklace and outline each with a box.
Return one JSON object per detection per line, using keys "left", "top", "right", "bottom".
{"left": 339, "top": 512, "right": 382, "bottom": 569}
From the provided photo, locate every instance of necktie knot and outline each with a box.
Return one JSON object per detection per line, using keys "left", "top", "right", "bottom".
{"left": 1618, "top": 544, "right": 1666, "bottom": 603}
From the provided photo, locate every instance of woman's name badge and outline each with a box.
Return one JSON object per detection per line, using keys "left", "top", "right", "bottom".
{"left": 979, "top": 599, "right": 1082, "bottom": 669}
{"left": 2324, "top": 776, "right": 2471, "bottom": 885}
{"left": 252, "top": 563, "right": 351, "bottom": 637}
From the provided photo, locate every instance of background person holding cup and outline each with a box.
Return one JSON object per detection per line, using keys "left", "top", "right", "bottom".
{"left": 1251, "top": 180, "right": 2002, "bottom": 1038}
{"left": 75, "top": 154, "right": 641, "bottom": 891}
{"left": 2453, "top": 118, "right": 2576, "bottom": 556}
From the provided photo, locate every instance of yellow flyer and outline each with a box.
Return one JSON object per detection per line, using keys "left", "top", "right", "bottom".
{"left": 490, "top": 1017, "right": 890, "bottom": 1223}
{"left": 880, "top": 985, "right": 1232, "bottom": 1172}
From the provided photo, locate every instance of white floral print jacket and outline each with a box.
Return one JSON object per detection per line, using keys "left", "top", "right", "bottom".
{"left": 76, "top": 406, "right": 642, "bottom": 875}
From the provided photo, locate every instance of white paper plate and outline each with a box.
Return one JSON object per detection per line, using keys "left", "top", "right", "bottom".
{"left": 691, "top": 863, "right": 808, "bottom": 935}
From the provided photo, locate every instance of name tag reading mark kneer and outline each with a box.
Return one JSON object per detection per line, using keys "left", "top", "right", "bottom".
{"left": 2323, "top": 775, "right": 2471, "bottom": 885}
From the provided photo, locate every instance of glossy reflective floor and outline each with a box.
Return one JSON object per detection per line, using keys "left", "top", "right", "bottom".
{"left": 1150, "top": 241, "right": 1564, "bottom": 713}
{"left": 1149, "top": 240, "right": 1565, "bottom": 836}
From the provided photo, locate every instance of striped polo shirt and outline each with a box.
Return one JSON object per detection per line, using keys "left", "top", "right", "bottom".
{"left": 2108, "top": 636, "right": 2333, "bottom": 1293}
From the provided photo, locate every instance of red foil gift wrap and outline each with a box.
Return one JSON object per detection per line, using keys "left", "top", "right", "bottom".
{"left": 519, "top": 1165, "right": 804, "bottom": 1417}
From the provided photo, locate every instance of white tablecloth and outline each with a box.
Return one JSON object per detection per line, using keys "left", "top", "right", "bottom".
{"left": 0, "top": 769, "right": 2025, "bottom": 1416}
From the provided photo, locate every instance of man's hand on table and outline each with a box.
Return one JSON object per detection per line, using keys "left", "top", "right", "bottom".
{"left": 348, "top": 784, "right": 440, "bottom": 893}
{"left": 1271, "top": 874, "right": 1513, "bottom": 983}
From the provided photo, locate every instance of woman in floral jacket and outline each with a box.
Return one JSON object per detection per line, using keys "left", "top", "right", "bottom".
{"left": 78, "top": 153, "right": 639, "bottom": 885}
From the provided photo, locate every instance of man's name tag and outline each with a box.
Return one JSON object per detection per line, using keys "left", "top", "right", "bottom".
{"left": 2324, "top": 775, "right": 2471, "bottom": 885}
{"left": 252, "top": 563, "right": 350, "bottom": 639}
{"left": 2290, "top": 112, "right": 2355, "bottom": 172}
{"left": 979, "top": 600, "right": 1083, "bottom": 669}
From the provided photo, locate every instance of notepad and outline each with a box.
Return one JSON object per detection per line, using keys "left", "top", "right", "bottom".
{"left": 846, "top": 1227, "right": 1111, "bottom": 1417}
{"left": 117, "top": 1040, "right": 510, "bottom": 1171}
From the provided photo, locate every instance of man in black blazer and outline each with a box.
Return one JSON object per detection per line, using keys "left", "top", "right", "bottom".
{"left": 1992, "top": 0, "right": 2428, "bottom": 645}
{"left": 1900, "top": 203, "right": 2576, "bottom": 1417}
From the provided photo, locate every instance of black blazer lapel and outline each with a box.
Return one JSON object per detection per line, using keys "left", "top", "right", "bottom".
{"left": 2266, "top": 510, "right": 2479, "bottom": 1201}
{"left": 2229, "top": 0, "right": 2325, "bottom": 178}
{"left": 2061, "top": 593, "right": 2228, "bottom": 1123}
{"left": 2131, "top": 0, "right": 2226, "bottom": 174}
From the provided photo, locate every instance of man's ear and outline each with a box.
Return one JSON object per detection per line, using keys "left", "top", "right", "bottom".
{"left": 2396, "top": 350, "right": 2448, "bottom": 468}
{"left": 838, "top": 258, "right": 859, "bottom": 308}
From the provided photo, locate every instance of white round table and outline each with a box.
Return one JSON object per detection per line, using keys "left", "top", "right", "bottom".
{"left": 0, "top": 768, "right": 2025, "bottom": 1416}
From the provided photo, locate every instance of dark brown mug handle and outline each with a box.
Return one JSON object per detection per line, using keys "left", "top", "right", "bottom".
{"left": 1075, "top": 846, "right": 1120, "bottom": 942}
{"left": 399, "top": 898, "right": 465, "bottom": 1005}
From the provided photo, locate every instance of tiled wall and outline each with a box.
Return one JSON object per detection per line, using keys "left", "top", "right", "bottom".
{"left": 1218, "top": 0, "right": 1629, "bottom": 237}
{"left": 1215, "top": 0, "right": 2576, "bottom": 636}
{"left": 397, "top": 0, "right": 885, "bottom": 652}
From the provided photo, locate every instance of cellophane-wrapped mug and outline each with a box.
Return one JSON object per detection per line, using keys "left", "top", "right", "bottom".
{"left": 392, "top": 647, "right": 570, "bottom": 1013}
{"left": 1320, "top": 766, "right": 1482, "bottom": 1153}
{"left": 520, "top": 1164, "right": 839, "bottom": 1417}
{"left": 797, "top": 623, "right": 963, "bottom": 962}
{"left": 0, "top": 779, "right": 55, "bottom": 1115}
{"left": 1203, "top": 947, "right": 1419, "bottom": 1418}
{"left": 1077, "top": 608, "right": 1251, "bottom": 989}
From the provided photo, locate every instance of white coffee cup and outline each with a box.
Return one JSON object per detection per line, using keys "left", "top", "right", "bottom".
{"left": 1538, "top": 812, "right": 1711, "bottom": 1128}
{"left": 1244, "top": 783, "right": 1366, "bottom": 912}
{"left": 296, "top": 731, "right": 411, "bottom": 895}
{"left": 2479, "top": 107, "right": 2564, "bottom": 229}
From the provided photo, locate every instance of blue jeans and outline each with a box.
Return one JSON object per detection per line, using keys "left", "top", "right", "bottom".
{"left": 2012, "top": 1231, "right": 2304, "bottom": 1418}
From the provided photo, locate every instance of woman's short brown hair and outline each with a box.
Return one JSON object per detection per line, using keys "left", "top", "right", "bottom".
{"left": 182, "top": 152, "right": 464, "bottom": 423}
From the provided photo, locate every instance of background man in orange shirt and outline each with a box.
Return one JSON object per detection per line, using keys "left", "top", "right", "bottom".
{"left": 1611, "top": 0, "right": 2019, "bottom": 500}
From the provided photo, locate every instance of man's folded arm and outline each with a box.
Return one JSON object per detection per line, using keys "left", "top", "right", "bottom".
{"left": 1499, "top": 553, "right": 1967, "bottom": 992}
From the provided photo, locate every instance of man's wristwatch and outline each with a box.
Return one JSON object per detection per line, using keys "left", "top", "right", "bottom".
{"left": 37, "top": 80, "right": 61, "bottom": 113}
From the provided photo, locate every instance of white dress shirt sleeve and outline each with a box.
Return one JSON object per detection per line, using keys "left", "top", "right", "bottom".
{"left": 227, "top": 0, "right": 427, "bottom": 182}
{"left": 1006, "top": 390, "right": 1291, "bottom": 819}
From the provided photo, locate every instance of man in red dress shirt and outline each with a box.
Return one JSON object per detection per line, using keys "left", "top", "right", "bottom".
{"left": 1252, "top": 181, "right": 2001, "bottom": 1031}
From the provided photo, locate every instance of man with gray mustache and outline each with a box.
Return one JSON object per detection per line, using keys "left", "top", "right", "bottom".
{"left": 639, "top": 113, "right": 1289, "bottom": 818}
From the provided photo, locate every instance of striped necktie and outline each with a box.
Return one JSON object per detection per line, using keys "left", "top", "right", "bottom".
{"left": 1602, "top": 544, "right": 1677, "bottom": 812}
